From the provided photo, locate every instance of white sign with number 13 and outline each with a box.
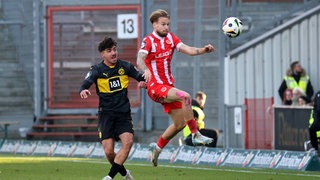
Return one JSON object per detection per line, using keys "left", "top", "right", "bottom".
{"left": 117, "top": 14, "right": 138, "bottom": 39}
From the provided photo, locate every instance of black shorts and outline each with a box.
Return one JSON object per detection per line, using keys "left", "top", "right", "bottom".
{"left": 98, "top": 111, "right": 134, "bottom": 141}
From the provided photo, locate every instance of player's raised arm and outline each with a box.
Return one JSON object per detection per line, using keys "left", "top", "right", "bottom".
{"left": 178, "top": 43, "right": 215, "bottom": 56}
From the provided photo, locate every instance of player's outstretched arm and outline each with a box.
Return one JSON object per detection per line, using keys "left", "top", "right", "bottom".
{"left": 179, "top": 43, "right": 215, "bottom": 56}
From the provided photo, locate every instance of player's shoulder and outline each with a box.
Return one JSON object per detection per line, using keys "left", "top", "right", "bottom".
{"left": 168, "top": 32, "right": 179, "bottom": 38}
{"left": 117, "top": 59, "right": 133, "bottom": 68}
{"left": 90, "top": 61, "right": 103, "bottom": 70}
{"left": 142, "top": 34, "right": 153, "bottom": 42}
{"left": 117, "top": 59, "right": 130, "bottom": 64}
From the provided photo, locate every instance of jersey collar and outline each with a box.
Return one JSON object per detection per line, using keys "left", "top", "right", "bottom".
{"left": 152, "top": 31, "right": 165, "bottom": 40}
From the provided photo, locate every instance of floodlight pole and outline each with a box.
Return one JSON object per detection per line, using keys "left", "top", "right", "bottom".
{"left": 219, "top": 0, "right": 226, "bottom": 148}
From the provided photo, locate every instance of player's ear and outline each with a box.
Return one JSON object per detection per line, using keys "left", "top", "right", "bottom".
{"left": 152, "top": 22, "right": 157, "bottom": 28}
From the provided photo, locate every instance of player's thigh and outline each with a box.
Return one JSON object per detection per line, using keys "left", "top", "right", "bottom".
{"left": 119, "top": 132, "right": 134, "bottom": 147}
{"left": 168, "top": 108, "right": 186, "bottom": 129}
{"left": 115, "top": 113, "right": 134, "bottom": 136}
{"left": 98, "top": 112, "right": 115, "bottom": 140}
{"left": 165, "top": 87, "right": 190, "bottom": 103}
{"left": 101, "top": 138, "right": 115, "bottom": 153}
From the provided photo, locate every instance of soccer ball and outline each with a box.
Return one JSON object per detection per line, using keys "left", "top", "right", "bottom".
{"left": 222, "top": 17, "right": 243, "bottom": 38}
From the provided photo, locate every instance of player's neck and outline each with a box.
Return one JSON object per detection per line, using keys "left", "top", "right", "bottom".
{"left": 152, "top": 31, "right": 165, "bottom": 39}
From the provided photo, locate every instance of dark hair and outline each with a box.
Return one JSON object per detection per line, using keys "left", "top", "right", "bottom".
{"left": 149, "top": 9, "right": 170, "bottom": 24}
{"left": 98, "top": 37, "right": 117, "bottom": 52}
{"left": 290, "top": 61, "right": 299, "bottom": 71}
{"left": 299, "top": 95, "right": 310, "bottom": 103}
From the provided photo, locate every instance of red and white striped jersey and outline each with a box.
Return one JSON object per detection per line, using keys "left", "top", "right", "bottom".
{"left": 139, "top": 31, "right": 183, "bottom": 85}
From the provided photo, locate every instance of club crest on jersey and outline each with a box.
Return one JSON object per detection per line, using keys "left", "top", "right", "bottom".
{"left": 161, "top": 87, "right": 167, "bottom": 92}
{"left": 118, "top": 68, "right": 125, "bottom": 75}
{"left": 166, "top": 40, "right": 172, "bottom": 44}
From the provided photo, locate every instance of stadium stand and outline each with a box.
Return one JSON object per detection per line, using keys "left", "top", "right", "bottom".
{"left": 226, "top": 0, "right": 320, "bottom": 51}
{"left": 0, "top": 1, "right": 33, "bottom": 119}
{"left": 26, "top": 115, "right": 99, "bottom": 141}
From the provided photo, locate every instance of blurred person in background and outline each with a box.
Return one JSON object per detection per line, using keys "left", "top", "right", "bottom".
{"left": 292, "top": 87, "right": 307, "bottom": 106}
{"left": 278, "top": 61, "right": 314, "bottom": 104}
{"left": 298, "top": 95, "right": 310, "bottom": 107}
{"left": 183, "top": 91, "right": 219, "bottom": 148}
{"left": 282, "top": 89, "right": 293, "bottom": 105}
{"left": 309, "top": 91, "right": 320, "bottom": 157}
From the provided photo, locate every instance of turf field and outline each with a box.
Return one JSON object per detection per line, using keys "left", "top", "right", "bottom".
{"left": 1, "top": 155, "right": 320, "bottom": 180}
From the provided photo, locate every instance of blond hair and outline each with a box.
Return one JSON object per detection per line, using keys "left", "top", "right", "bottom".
{"left": 195, "top": 91, "right": 207, "bottom": 100}
{"left": 149, "top": 9, "right": 170, "bottom": 24}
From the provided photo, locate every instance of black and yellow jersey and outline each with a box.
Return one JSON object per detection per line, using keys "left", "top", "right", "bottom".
{"left": 79, "top": 59, "right": 145, "bottom": 113}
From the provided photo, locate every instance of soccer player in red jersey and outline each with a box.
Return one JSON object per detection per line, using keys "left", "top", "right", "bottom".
{"left": 137, "top": 9, "right": 215, "bottom": 167}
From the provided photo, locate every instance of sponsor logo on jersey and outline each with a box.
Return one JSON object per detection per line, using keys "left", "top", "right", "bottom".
{"left": 155, "top": 50, "right": 172, "bottom": 58}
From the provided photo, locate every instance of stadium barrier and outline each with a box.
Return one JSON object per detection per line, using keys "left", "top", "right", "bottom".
{"left": 273, "top": 106, "right": 312, "bottom": 151}
{"left": 0, "top": 139, "right": 319, "bottom": 171}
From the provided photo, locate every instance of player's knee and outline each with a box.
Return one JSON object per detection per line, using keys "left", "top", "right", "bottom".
{"left": 176, "top": 91, "right": 191, "bottom": 100}
{"left": 176, "top": 91, "right": 192, "bottom": 107}
{"left": 105, "top": 151, "right": 115, "bottom": 161}
{"left": 122, "top": 139, "right": 133, "bottom": 149}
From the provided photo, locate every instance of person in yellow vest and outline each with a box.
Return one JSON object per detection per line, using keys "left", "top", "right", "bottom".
{"left": 183, "top": 91, "right": 219, "bottom": 147}
{"left": 278, "top": 61, "right": 314, "bottom": 104}
{"left": 309, "top": 91, "right": 320, "bottom": 156}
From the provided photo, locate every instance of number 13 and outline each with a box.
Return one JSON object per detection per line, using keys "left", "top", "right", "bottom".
{"left": 121, "top": 18, "right": 134, "bottom": 34}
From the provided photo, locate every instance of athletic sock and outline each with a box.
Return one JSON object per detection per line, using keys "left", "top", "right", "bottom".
{"left": 108, "top": 163, "right": 122, "bottom": 178}
{"left": 186, "top": 119, "right": 198, "bottom": 134}
{"left": 119, "top": 165, "right": 127, "bottom": 176}
{"left": 157, "top": 136, "right": 169, "bottom": 149}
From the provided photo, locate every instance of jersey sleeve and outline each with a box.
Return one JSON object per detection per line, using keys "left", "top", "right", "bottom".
{"left": 79, "top": 65, "right": 98, "bottom": 92}
{"left": 128, "top": 62, "right": 145, "bottom": 82}
{"left": 139, "top": 37, "right": 150, "bottom": 54}
{"left": 170, "top": 32, "right": 183, "bottom": 51}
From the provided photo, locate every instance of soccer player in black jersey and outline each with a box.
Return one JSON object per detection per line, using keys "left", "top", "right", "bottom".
{"left": 79, "top": 37, "right": 146, "bottom": 180}
{"left": 309, "top": 91, "right": 320, "bottom": 157}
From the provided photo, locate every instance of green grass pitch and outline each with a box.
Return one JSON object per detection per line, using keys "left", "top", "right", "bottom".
{"left": 1, "top": 155, "right": 320, "bottom": 180}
